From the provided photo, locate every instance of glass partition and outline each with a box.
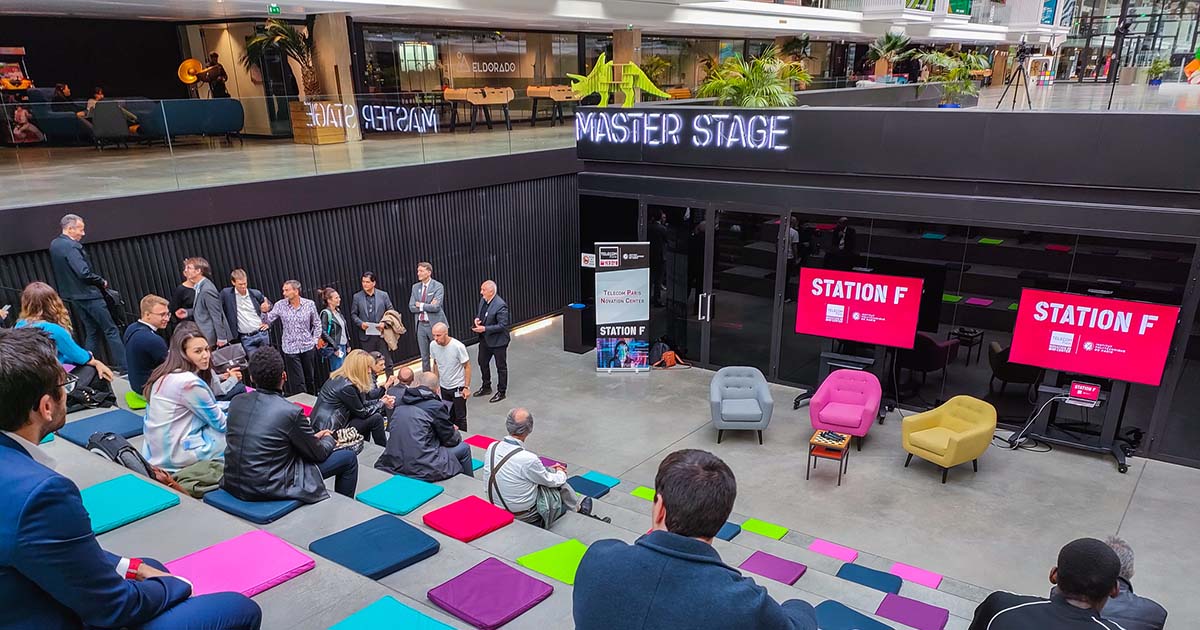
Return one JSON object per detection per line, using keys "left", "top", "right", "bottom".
{"left": 0, "top": 89, "right": 576, "bottom": 210}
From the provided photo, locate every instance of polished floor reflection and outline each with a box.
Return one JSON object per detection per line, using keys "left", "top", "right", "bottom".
{"left": 977, "top": 81, "right": 1200, "bottom": 112}
{"left": 0, "top": 124, "right": 575, "bottom": 210}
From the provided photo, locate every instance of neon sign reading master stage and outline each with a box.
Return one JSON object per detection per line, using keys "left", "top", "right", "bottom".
{"left": 575, "top": 111, "right": 790, "bottom": 150}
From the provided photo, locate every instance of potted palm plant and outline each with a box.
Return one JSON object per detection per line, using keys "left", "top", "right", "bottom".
{"left": 1147, "top": 58, "right": 1170, "bottom": 86}
{"left": 867, "top": 32, "right": 914, "bottom": 80}
{"left": 242, "top": 18, "right": 341, "bottom": 145}
{"left": 915, "top": 50, "right": 989, "bottom": 107}
{"left": 697, "top": 46, "right": 811, "bottom": 107}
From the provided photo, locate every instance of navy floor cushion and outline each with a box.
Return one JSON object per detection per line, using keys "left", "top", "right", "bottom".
{"left": 309, "top": 515, "right": 439, "bottom": 579}
{"left": 566, "top": 475, "right": 610, "bottom": 499}
{"left": 815, "top": 600, "right": 894, "bottom": 630}
{"left": 837, "top": 562, "right": 903, "bottom": 594}
{"left": 716, "top": 522, "right": 741, "bottom": 541}
{"left": 203, "top": 489, "right": 302, "bottom": 524}
{"left": 57, "top": 409, "right": 144, "bottom": 447}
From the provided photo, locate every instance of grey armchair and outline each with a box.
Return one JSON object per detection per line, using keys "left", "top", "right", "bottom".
{"left": 710, "top": 366, "right": 774, "bottom": 444}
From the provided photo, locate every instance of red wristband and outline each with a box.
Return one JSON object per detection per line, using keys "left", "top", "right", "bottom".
{"left": 125, "top": 558, "right": 142, "bottom": 580}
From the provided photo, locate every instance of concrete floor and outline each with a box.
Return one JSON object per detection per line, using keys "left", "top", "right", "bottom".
{"left": 451, "top": 316, "right": 1200, "bottom": 624}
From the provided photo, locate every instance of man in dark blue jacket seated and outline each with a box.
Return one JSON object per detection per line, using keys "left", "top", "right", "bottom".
{"left": 122, "top": 294, "right": 170, "bottom": 396}
{"left": 573, "top": 449, "right": 818, "bottom": 630}
{"left": 0, "top": 327, "right": 262, "bottom": 630}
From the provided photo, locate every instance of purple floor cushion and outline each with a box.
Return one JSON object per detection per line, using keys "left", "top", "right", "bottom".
{"left": 165, "top": 531, "right": 315, "bottom": 597}
{"left": 427, "top": 557, "right": 553, "bottom": 629}
{"left": 875, "top": 593, "right": 949, "bottom": 630}
{"left": 738, "top": 550, "right": 807, "bottom": 585}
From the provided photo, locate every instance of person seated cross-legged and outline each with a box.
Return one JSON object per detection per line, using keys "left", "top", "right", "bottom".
{"left": 223, "top": 347, "right": 359, "bottom": 501}
{"left": 573, "top": 449, "right": 817, "bottom": 630}
{"left": 375, "top": 371, "right": 473, "bottom": 482}
{"left": 0, "top": 327, "right": 262, "bottom": 630}
{"left": 482, "top": 407, "right": 609, "bottom": 530}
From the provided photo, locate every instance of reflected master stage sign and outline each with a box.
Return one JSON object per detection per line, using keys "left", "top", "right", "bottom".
{"left": 1009, "top": 289, "right": 1179, "bottom": 386}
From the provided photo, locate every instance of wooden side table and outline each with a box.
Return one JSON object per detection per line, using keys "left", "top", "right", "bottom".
{"left": 808, "top": 430, "right": 851, "bottom": 486}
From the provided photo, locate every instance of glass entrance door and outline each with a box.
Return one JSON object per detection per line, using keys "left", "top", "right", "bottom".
{"left": 647, "top": 205, "right": 706, "bottom": 363}
{"left": 702, "top": 209, "right": 782, "bottom": 374}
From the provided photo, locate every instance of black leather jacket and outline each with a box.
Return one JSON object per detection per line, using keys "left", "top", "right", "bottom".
{"left": 375, "top": 386, "right": 462, "bottom": 481}
{"left": 320, "top": 308, "right": 344, "bottom": 349}
{"left": 221, "top": 389, "right": 335, "bottom": 504}
{"left": 311, "top": 376, "right": 385, "bottom": 432}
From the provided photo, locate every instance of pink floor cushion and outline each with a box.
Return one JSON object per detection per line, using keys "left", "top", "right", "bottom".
{"left": 890, "top": 562, "right": 943, "bottom": 589}
{"left": 738, "top": 551, "right": 807, "bottom": 585}
{"left": 165, "top": 531, "right": 315, "bottom": 597}
{"left": 875, "top": 593, "right": 950, "bottom": 630}
{"left": 422, "top": 495, "right": 514, "bottom": 542}
{"left": 293, "top": 402, "right": 313, "bottom": 417}
{"left": 464, "top": 434, "right": 498, "bottom": 449}
{"left": 809, "top": 539, "right": 859, "bottom": 563}
{"left": 427, "top": 557, "right": 553, "bottom": 629}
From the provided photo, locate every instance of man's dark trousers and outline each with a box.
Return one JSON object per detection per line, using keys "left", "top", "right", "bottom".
{"left": 478, "top": 344, "right": 507, "bottom": 394}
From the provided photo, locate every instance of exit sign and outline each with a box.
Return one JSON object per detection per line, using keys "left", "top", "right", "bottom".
{"left": 268, "top": 3, "right": 281, "bottom": 14}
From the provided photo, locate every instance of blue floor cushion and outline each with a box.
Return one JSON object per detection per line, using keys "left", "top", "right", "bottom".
{"left": 331, "top": 596, "right": 454, "bottom": 630}
{"left": 815, "top": 600, "right": 894, "bottom": 630}
{"left": 356, "top": 474, "right": 444, "bottom": 515}
{"left": 837, "top": 562, "right": 904, "bottom": 594}
{"left": 716, "top": 522, "right": 741, "bottom": 541}
{"left": 580, "top": 470, "right": 620, "bottom": 488}
{"left": 310, "top": 515, "right": 439, "bottom": 579}
{"left": 57, "top": 409, "right": 144, "bottom": 447}
{"left": 471, "top": 458, "right": 484, "bottom": 471}
{"left": 203, "top": 489, "right": 301, "bottom": 524}
{"left": 80, "top": 474, "right": 180, "bottom": 534}
{"left": 566, "top": 475, "right": 610, "bottom": 498}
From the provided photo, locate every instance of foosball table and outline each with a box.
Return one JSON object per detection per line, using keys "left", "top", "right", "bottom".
{"left": 443, "top": 87, "right": 515, "bottom": 133}
{"left": 527, "top": 85, "right": 578, "bottom": 127}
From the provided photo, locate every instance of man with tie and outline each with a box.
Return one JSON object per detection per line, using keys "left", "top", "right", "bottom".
{"left": 472, "top": 280, "right": 510, "bottom": 403}
{"left": 409, "top": 262, "right": 447, "bottom": 372}
{"left": 351, "top": 272, "right": 395, "bottom": 370}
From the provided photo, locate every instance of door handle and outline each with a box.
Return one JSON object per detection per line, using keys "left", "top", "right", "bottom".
{"left": 706, "top": 293, "right": 714, "bottom": 321}
{"left": 697, "top": 292, "right": 707, "bottom": 321}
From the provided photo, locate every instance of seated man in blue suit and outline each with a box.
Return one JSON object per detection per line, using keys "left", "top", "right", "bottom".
{"left": 573, "top": 449, "right": 818, "bottom": 630}
{"left": 0, "top": 327, "right": 262, "bottom": 630}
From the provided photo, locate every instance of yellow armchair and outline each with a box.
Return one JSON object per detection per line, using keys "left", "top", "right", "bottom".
{"left": 902, "top": 395, "right": 997, "bottom": 483}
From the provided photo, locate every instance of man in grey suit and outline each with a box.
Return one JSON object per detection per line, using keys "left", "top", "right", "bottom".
{"left": 175, "top": 257, "right": 231, "bottom": 348}
{"left": 351, "top": 271, "right": 395, "bottom": 369}
{"left": 409, "top": 262, "right": 447, "bottom": 372}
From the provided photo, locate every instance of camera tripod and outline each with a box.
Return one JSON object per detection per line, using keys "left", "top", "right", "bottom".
{"left": 995, "top": 49, "right": 1034, "bottom": 110}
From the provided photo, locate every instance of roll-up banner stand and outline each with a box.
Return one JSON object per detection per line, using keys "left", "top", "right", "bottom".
{"left": 595, "top": 242, "right": 651, "bottom": 372}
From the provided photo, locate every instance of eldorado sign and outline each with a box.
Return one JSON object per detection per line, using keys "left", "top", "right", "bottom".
{"left": 795, "top": 267, "right": 923, "bottom": 349}
{"left": 1009, "top": 289, "right": 1179, "bottom": 386}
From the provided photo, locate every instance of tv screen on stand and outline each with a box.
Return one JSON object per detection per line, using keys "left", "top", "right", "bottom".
{"left": 1008, "top": 288, "right": 1179, "bottom": 386}
{"left": 795, "top": 267, "right": 924, "bottom": 349}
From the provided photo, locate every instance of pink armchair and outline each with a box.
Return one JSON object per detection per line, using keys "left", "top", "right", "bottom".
{"left": 810, "top": 369, "right": 882, "bottom": 451}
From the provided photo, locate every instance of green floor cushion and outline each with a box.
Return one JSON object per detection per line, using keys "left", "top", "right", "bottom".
{"left": 741, "top": 518, "right": 789, "bottom": 540}
{"left": 516, "top": 539, "right": 589, "bottom": 585}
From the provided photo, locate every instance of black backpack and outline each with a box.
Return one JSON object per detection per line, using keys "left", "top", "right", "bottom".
{"left": 86, "top": 431, "right": 154, "bottom": 478}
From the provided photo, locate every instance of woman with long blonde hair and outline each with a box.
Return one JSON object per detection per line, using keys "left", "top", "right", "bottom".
{"left": 15, "top": 281, "right": 114, "bottom": 382}
{"left": 310, "top": 349, "right": 394, "bottom": 446}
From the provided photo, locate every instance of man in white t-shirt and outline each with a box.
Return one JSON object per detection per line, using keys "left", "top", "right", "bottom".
{"left": 429, "top": 322, "right": 471, "bottom": 431}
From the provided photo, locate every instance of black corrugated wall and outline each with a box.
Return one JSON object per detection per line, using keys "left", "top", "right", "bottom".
{"left": 0, "top": 175, "right": 580, "bottom": 363}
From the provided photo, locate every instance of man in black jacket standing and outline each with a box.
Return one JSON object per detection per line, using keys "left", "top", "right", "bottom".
{"left": 48, "top": 214, "right": 126, "bottom": 370}
{"left": 351, "top": 272, "right": 394, "bottom": 370}
{"left": 472, "top": 280, "right": 510, "bottom": 403}
{"left": 220, "top": 269, "right": 272, "bottom": 356}
{"left": 222, "top": 347, "right": 358, "bottom": 500}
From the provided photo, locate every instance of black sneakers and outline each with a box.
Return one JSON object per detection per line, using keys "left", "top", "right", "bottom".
{"left": 578, "top": 497, "right": 612, "bottom": 523}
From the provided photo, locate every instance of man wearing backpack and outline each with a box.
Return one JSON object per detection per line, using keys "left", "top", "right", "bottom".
{"left": 0, "top": 327, "right": 262, "bottom": 630}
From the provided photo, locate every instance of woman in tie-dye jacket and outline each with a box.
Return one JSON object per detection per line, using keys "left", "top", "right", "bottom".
{"left": 141, "top": 322, "right": 228, "bottom": 473}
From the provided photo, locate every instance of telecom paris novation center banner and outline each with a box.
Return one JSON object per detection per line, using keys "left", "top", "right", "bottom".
{"left": 595, "top": 242, "right": 651, "bottom": 371}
